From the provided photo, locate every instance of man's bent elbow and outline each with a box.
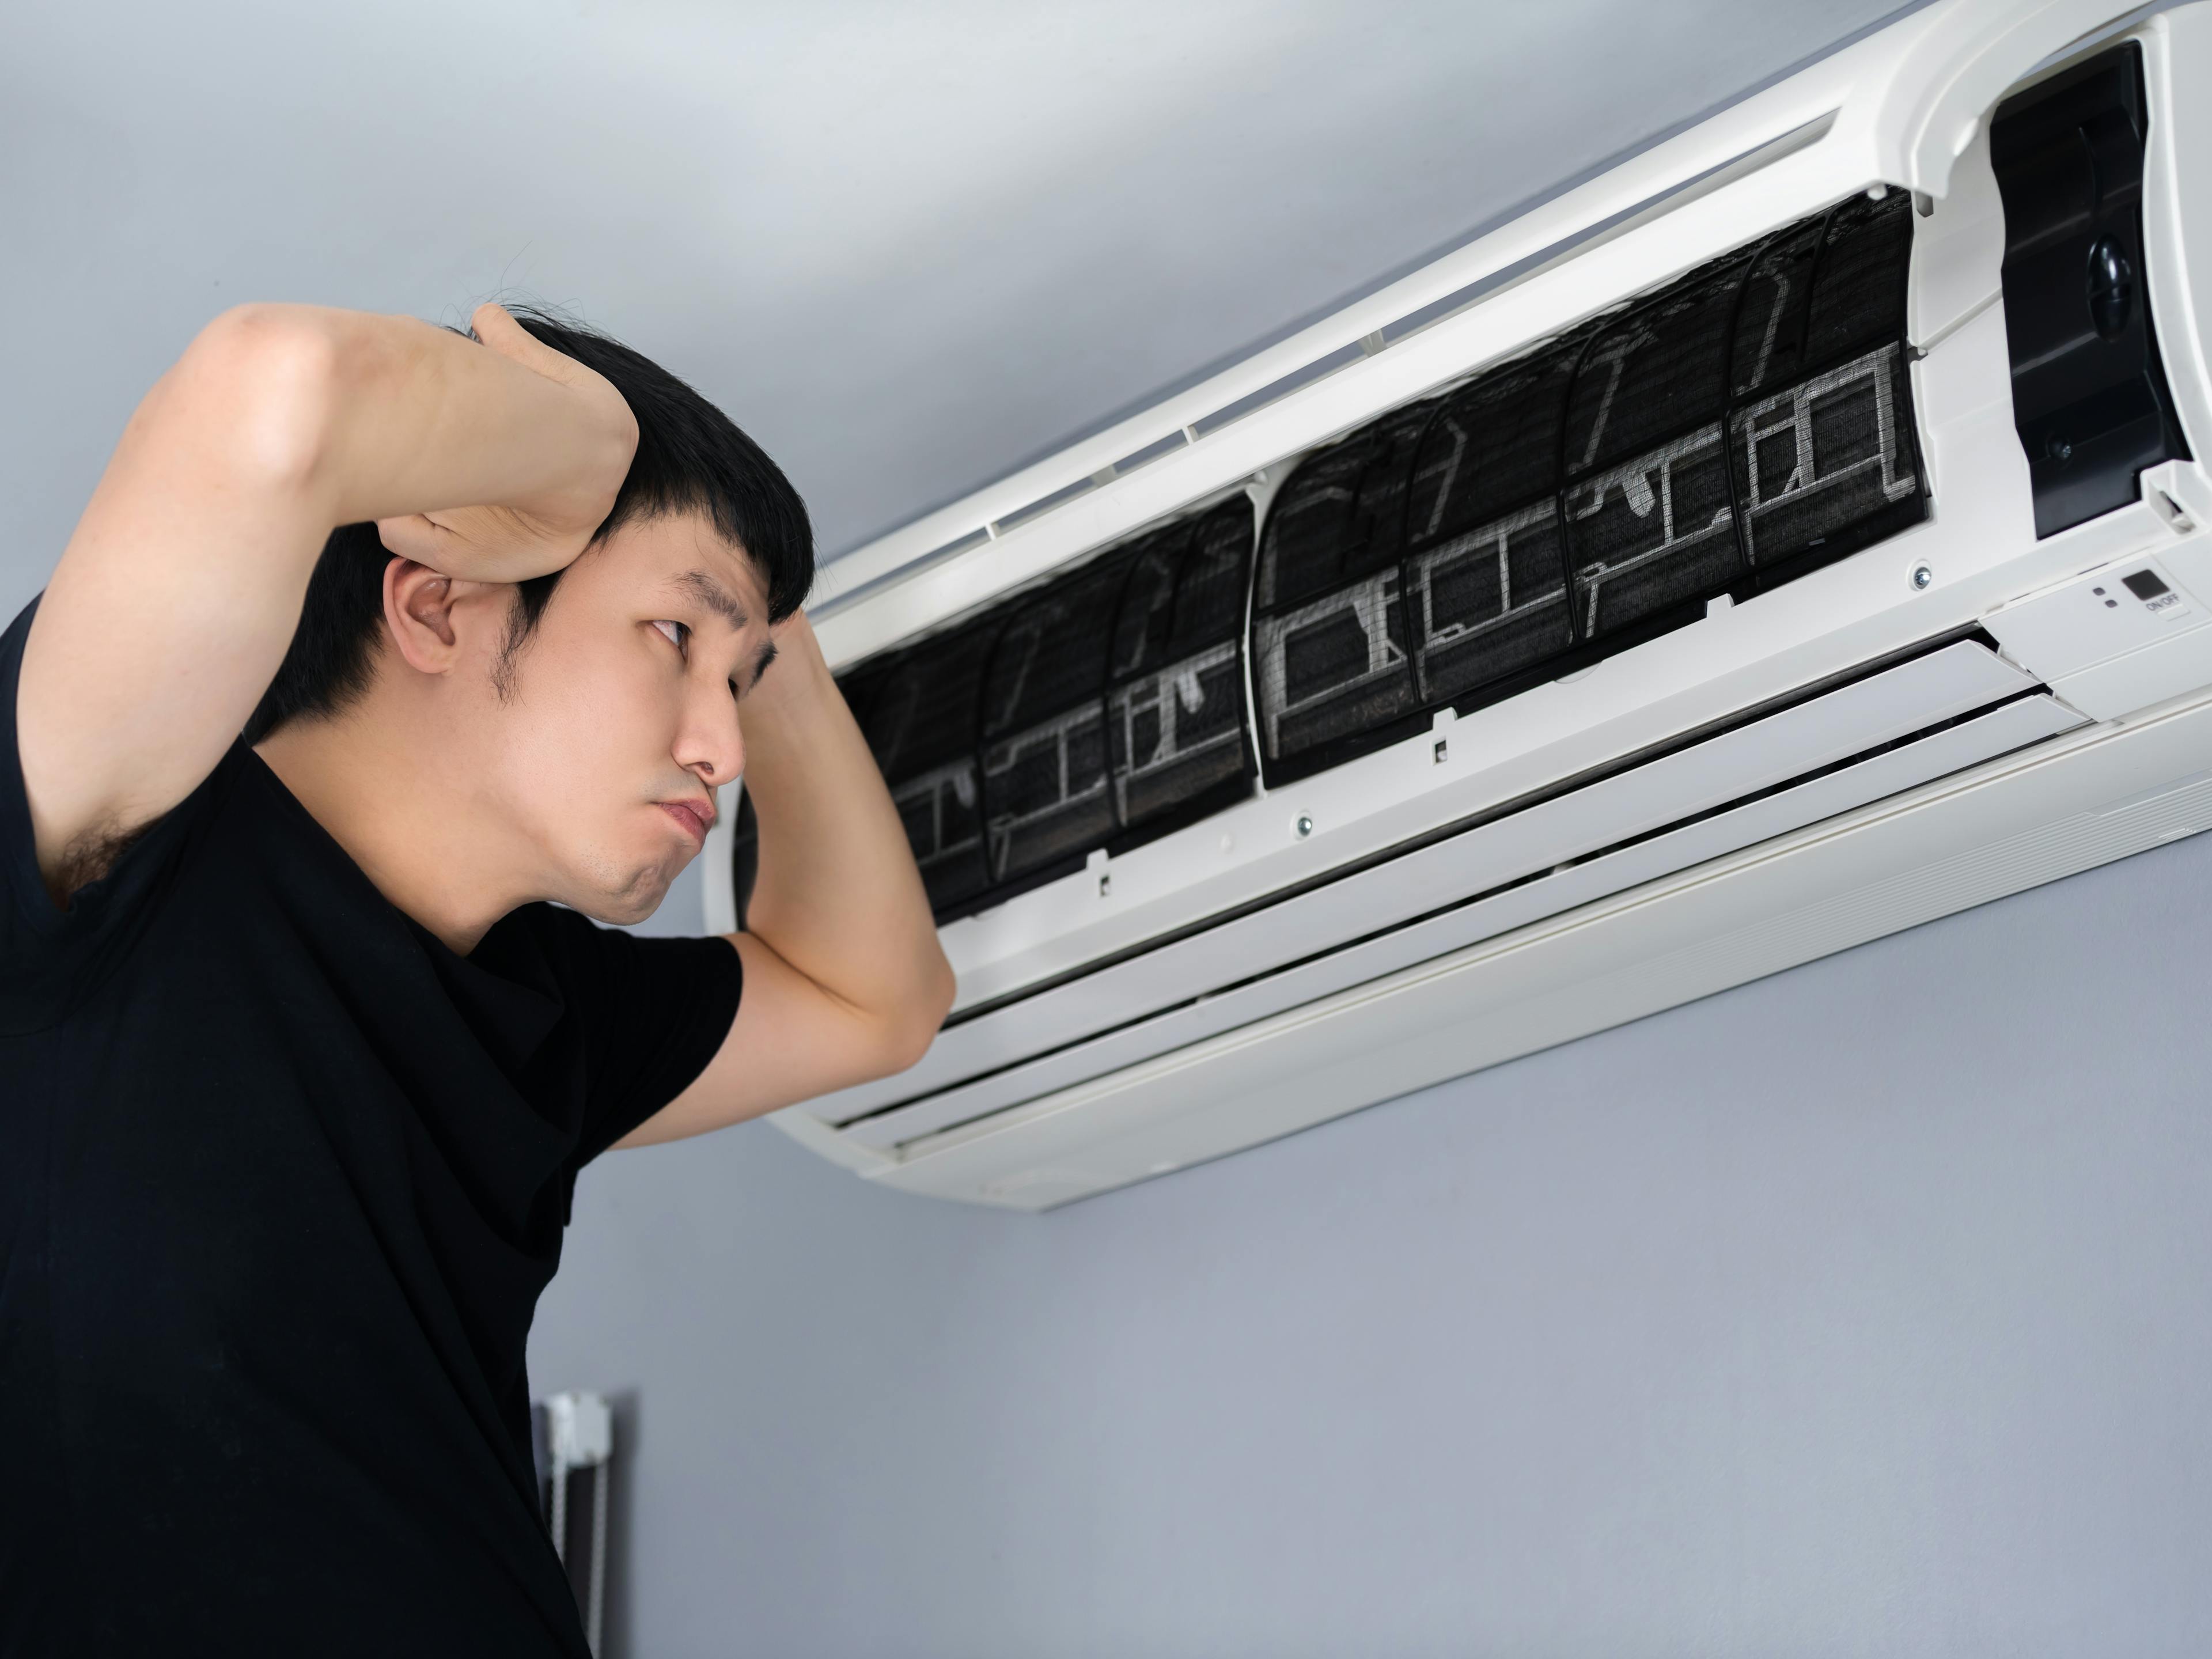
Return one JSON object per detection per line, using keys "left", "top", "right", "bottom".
{"left": 878, "top": 953, "right": 956, "bottom": 1077}
{"left": 172, "top": 304, "right": 347, "bottom": 504}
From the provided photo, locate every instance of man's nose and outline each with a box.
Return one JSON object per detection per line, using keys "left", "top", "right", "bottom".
{"left": 680, "top": 698, "right": 744, "bottom": 787}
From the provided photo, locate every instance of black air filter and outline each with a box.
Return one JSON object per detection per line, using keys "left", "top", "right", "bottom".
{"left": 1728, "top": 189, "right": 1927, "bottom": 574}
{"left": 1403, "top": 343, "right": 1579, "bottom": 704}
{"left": 1993, "top": 42, "right": 2188, "bottom": 537}
{"left": 1561, "top": 253, "right": 1749, "bottom": 641}
{"left": 1106, "top": 497, "right": 1257, "bottom": 839}
{"left": 863, "top": 624, "right": 998, "bottom": 913}
{"left": 980, "top": 551, "right": 1132, "bottom": 884}
{"left": 1251, "top": 401, "right": 1435, "bottom": 777}
{"left": 1244, "top": 195, "right": 1923, "bottom": 788}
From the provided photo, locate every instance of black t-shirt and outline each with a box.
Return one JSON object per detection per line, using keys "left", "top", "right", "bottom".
{"left": 0, "top": 598, "right": 743, "bottom": 1656}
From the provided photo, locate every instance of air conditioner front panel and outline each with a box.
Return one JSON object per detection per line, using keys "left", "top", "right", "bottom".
{"left": 840, "top": 689, "right": 2081, "bottom": 1154}
{"left": 810, "top": 638, "right": 2051, "bottom": 1130}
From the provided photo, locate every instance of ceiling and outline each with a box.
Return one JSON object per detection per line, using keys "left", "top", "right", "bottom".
{"left": 1, "top": 0, "right": 1921, "bottom": 620}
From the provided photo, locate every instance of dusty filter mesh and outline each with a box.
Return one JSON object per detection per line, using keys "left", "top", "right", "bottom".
{"left": 1249, "top": 187, "right": 1925, "bottom": 782}
{"left": 1402, "top": 343, "right": 1579, "bottom": 706}
{"left": 980, "top": 552, "right": 1131, "bottom": 884}
{"left": 1249, "top": 402, "right": 1435, "bottom": 771}
{"left": 1729, "top": 190, "right": 1926, "bottom": 570}
{"left": 858, "top": 624, "right": 997, "bottom": 913}
{"left": 834, "top": 497, "right": 1260, "bottom": 922}
{"left": 1106, "top": 499, "right": 1257, "bottom": 832}
{"left": 1560, "top": 252, "right": 1748, "bottom": 642}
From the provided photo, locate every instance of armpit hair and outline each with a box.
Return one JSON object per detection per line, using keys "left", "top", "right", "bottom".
{"left": 44, "top": 816, "right": 152, "bottom": 910}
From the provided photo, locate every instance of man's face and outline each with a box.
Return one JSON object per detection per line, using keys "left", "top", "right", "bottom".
{"left": 487, "top": 511, "right": 776, "bottom": 925}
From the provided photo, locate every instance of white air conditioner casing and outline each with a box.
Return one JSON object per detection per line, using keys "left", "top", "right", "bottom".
{"left": 703, "top": 0, "right": 2212, "bottom": 1210}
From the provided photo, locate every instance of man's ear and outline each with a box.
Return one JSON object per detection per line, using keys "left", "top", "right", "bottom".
{"left": 382, "top": 559, "right": 509, "bottom": 678}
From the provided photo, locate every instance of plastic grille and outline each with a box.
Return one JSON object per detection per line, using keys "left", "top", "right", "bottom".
{"left": 1107, "top": 499, "right": 1256, "bottom": 832}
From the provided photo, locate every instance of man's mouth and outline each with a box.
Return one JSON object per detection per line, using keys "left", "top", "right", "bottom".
{"left": 657, "top": 798, "right": 714, "bottom": 846}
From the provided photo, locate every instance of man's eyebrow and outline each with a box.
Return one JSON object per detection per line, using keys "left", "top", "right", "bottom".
{"left": 671, "top": 569, "right": 749, "bottom": 630}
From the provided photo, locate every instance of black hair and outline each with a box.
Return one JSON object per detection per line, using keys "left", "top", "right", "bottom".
{"left": 243, "top": 305, "right": 814, "bottom": 744}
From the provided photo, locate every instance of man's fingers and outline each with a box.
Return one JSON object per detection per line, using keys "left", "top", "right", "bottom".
{"left": 470, "top": 302, "right": 588, "bottom": 389}
{"left": 376, "top": 513, "right": 447, "bottom": 566}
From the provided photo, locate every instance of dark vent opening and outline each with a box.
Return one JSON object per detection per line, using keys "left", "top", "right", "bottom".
{"left": 1993, "top": 41, "right": 2189, "bottom": 538}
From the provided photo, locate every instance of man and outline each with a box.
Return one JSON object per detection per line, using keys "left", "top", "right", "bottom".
{"left": 1, "top": 301, "right": 954, "bottom": 1654}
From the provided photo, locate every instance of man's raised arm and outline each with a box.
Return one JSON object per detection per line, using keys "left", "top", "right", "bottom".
{"left": 18, "top": 302, "right": 635, "bottom": 903}
{"left": 616, "top": 609, "right": 957, "bottom": 1142}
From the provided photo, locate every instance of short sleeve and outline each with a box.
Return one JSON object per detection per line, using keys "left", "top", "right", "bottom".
{"left": 522, "top": 904, "right": 744, "bottom": 1168}
{"left": 1, "top": 597, "right": 226, "bottom": 1035}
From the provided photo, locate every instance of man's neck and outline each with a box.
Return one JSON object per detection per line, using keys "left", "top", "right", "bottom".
{"left": 255, "top": 712, "right": 528, "bottom": 956}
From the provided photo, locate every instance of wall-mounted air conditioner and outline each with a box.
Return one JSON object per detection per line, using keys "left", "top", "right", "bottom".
{"left": 702, "top": 0, "right": 2212, "bottom": 1209}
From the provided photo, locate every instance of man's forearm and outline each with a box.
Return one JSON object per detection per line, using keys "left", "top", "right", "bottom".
{"left": 736, "top": 613, "right": 955, "bottom": 1050}
{"left": 292, "top": 306, "right": 634, "bottom": 578}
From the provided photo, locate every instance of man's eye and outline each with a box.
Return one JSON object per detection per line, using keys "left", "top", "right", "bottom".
{"left": 652, "top": 620, "right": 689, "bottom": 653}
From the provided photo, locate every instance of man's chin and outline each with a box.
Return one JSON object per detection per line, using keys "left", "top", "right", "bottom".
{"left": 565, "top": 861, "right": 678, "bottom": 928}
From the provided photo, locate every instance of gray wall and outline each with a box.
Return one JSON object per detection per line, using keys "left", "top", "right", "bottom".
{"left": 529, "top": 828, "right": 2212, "bottom": 1658}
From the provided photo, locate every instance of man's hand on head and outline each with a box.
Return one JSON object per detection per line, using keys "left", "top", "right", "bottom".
{"left": 374, "top": 302, "right": 639, "bottom": 585}
{"left": 21, "top": 298, "right": 645, "bottom": 899}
